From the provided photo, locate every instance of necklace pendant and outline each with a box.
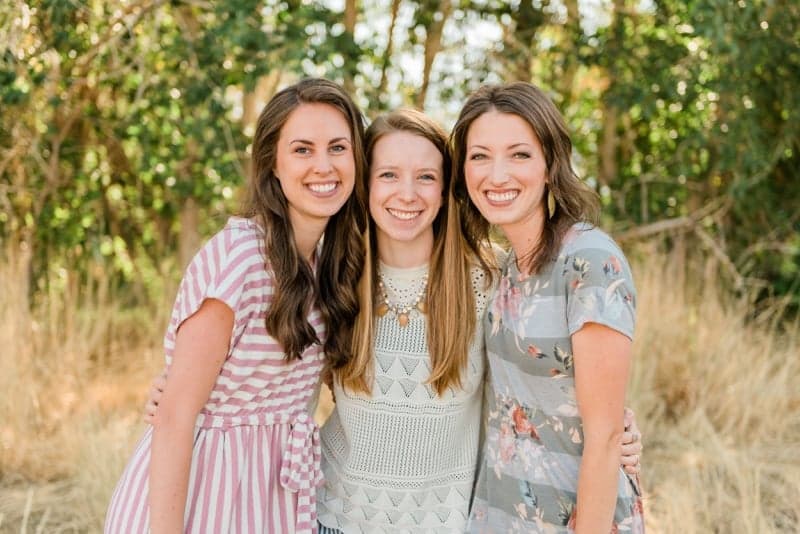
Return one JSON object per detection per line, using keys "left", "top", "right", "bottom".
{"left": 376, "top": 302, "right": 389, "bottom": 317}
{"left": 397, "top": 313, "right": 409, "bottom": 327}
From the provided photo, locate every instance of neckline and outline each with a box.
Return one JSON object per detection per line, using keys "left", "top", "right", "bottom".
{"left": 378, "top": 261, "right": 429, "bottom": 280}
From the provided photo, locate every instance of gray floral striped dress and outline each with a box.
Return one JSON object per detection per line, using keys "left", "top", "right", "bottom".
{"left": 468, "top": 223, "right": 644, "bottom": 533}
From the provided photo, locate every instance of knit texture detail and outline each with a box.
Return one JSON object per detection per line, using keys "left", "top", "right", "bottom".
{"left": 318, "top": 263, "right": 493, "bottom": 533}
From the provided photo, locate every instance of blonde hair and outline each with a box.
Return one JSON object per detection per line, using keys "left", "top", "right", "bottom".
{"left": 339, "top": 109, "right": 486, "bottom": 396}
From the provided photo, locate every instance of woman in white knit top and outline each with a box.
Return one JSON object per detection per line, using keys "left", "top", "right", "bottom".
{"left": 317, "top": 109, "right": 497, "bottom": 533}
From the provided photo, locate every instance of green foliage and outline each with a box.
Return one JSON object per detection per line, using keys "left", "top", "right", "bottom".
{"left": 1, "top": 0, "right": 797, "bottom": 310}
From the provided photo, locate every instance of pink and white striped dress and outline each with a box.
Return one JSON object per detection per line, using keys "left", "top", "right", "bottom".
{"left": 105, "top": 217, "right": 325, "bottom": 534}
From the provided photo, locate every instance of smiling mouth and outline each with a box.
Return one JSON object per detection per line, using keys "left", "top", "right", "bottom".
{"left": 486, "top": 190, "right": 519, "bottom": 203}
{"left": 387, "top": 208, "right": 422, "bottom": 220}
{"left": 307, "top": 182, "right": 338, "bottom": 194}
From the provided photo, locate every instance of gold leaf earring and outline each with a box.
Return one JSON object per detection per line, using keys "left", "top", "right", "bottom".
{"left": 547, "top": 189, "right": 556, "bottom": 219}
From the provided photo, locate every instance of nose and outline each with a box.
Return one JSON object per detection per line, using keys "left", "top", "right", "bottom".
{"left": 489, "top": 158, "right": 510, "bottom": 185}
{"left": 313, "top": 153, "right": 333, "bottom": 176}
{"left": 397, "top": 176, "right": 417, "bottom": 201}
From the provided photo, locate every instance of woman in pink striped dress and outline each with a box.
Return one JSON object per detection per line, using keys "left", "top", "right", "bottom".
{"left": 104, "top": 78, "right": 367, "bottom": 534}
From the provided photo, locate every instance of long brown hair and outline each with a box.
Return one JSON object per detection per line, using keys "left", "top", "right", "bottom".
{"left": 450, "top": 81, "right": 599, "bottom": 275}
{"left": 340, "top": 109, "right": 487, "bottom": 396}
{"left": 244, "top": 78, "right": 367, "bottom": 366}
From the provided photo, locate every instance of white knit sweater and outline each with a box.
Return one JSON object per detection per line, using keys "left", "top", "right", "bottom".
{"left": 317, "top": 262, "right": 493, "bottom": 533}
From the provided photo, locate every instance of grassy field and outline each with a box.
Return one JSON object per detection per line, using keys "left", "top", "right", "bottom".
{"left": 1, "top": 247, "right": 798, "bottom": 533}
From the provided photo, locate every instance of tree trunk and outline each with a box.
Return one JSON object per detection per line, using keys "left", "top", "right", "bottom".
{"left": 599, "top": 102, "right": 618, "bottom": 187}
{"left": 598, "top": 0, "right": 625, "bottom": 193}
{"left": 179, "top": 197, "right": 201, "bottom": 270}
{"left": 343, "top": 0, "right": 359, "bottom": 95}
{"left": 560, "top": 0, "right": 581, "bottom": 101}
{"left": 415, "top": 1, "right": 453, "bottom": 109}
{"left": 242, "top": 70, "right": 282, "bottom": 180}
{"left": 377, "top": 0, "right": 402, "bottom": 107}
{"left": 242, "top": 71, "right": 283, "bottom": 130}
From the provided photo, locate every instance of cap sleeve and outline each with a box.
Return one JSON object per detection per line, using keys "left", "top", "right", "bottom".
{"left": 165, "top": 225, "right": 258, "bottom": 358}
{"left": 563, "top": 236, "right": 636, "bottom": 340}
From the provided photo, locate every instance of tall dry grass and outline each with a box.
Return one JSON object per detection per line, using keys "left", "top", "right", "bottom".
{"left": 628, "top": 244, "right": 800, "bottom": 532}
{"left": 0, "top": 255, "right": 168, "bottom": 532}
{"left": 0, "top": 246, "right": 798, "bottom": 532}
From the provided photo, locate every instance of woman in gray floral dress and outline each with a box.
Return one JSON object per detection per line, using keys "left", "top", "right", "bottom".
{"left": 451, "top": 82, "right": 645, "bottom": 533}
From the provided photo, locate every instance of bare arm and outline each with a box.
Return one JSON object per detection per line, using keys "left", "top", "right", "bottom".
{"left": 148, "top": 299, "right": 233, "bottom": 534}
{"left": 573, "top": 322, "right": 633, "bottom": 534}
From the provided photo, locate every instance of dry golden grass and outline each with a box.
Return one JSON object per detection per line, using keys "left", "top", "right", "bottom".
{"left": 1, "top": 246, "right": 798, "bottom": 533}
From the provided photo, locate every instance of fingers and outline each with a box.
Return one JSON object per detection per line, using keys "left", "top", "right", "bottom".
{"left": 621, "top": 426, "right": 642, "bottom": 446}
{"left": 621, "top": 450, "right": 641, "bottom": 475}
{"left": 143, "top": 399, "right": 158, "bottom": 425}
{"left": 623, "top": 461, "right": 641, "bottom": 475}
{"left": 621, "top": 449, "right": 641, "bottom": 466}
{"left": 621, "top": 425, "right": 643, "bottom": 475}
{"left": 154, "top": 372, "right": 167, "bottom": 392}
{"left": 149, "top": 384, "right": 163, "bottom": 406}
{"left": 621, "top": 429, "right": 643, "bottom": 455}
{"left": 623, "top": 407, "right": 636, "bottom": 430}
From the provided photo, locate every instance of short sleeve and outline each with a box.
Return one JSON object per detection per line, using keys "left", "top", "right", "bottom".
{"left": 166, "top": 226, "right": 255, "bottom": 347}
{"left": 563, "top": 236, "right": 636, "bottom": 340}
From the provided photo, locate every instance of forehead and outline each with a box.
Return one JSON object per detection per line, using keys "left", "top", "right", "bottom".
{"left": 280, "top": 102, "right": 352, "bottom": 139}
{"left": 467, "top": 110, "right": 537, "bottom": 143}
{"left": 372, "top": 131, "right": 443, "bottom": 164}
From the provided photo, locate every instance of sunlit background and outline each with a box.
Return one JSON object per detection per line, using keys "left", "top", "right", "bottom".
{"left": 1, "top": 1, "right": 798, "bottom": 532}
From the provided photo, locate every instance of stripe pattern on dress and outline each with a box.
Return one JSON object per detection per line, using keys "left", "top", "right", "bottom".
{"left": 105, "top": 217, "right": 325, "bottom": 533}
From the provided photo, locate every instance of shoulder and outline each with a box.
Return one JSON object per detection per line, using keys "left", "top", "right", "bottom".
{"left": 219, "top": 217, "right": 265, "bottom": 259}
{"left": 219, "top": 216, "right": 263, "bottom": 247}
{"left": 559, "top": 223, "right": 631, "bottom": 272}
{"left": 557, "top": 223, "right": 636, "bottom": 298}
{"left": 561, "top": 223, "right": 625, "bottom": 258}
{"left": 190, "top": 217, "right": 265, "bottom": 276}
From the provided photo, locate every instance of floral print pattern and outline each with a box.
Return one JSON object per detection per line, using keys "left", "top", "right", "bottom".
{"left": 468, "top": 224, "right": 645, "bottom": 533}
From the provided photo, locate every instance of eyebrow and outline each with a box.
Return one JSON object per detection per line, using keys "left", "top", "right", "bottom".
{"left": 373, "top": 165, "right": 441, "bottom": 174}
{"left": 289, "top": 137, "right": 351, "bottom": 145}
{"left": 468, "top": 142, "right": 532, "bottom": 150}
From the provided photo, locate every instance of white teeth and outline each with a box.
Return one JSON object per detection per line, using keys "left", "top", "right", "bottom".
{"left": 308, "top": 183, "right": 337, "bottom": 193}
{"left": 387, "top": 208, "right": 420, "bottom": 220}
{"left": 486, "top": 191, "right": 518, "bottom": 202}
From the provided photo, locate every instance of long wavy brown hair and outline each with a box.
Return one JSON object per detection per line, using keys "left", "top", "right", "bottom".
{"left": 450, "top": 82, "right": 599, "bottom": 275}
{"left": 244, "top": 78, "right": 367, "bottom": 366}
{"left": 340, "top": 109, "right": 490, "bottom": 396}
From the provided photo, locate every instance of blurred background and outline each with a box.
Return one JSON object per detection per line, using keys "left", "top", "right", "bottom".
{"left": 1, "top": 0, "right": 798, "bottom": 532}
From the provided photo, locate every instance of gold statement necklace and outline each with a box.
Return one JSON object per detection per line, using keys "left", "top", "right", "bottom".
{"left": 376, "top": 272, "right": 428, "bottom": 327}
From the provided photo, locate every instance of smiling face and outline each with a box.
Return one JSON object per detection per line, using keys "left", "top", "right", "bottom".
{"left": 273, "top": 102, "right": 356, "bottom": 231}
{"left": 369, "top": 131, "right": 444, "bottom": 266}
{"left": 464, "top": 109, "right": 548, "bottom": 236}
